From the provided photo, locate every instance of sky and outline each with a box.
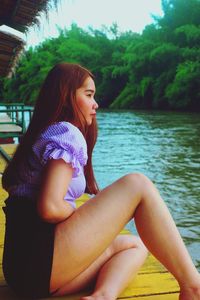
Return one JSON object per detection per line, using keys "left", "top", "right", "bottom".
{"left": 0, "top": 0, "right": 163, "bottom": 48}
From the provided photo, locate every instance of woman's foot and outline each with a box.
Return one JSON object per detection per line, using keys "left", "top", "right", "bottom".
{"left": 179, "top": 278, "right": 200, "bottom": 300}
{"left": 179, "top": 288, "right": 200, "bottom": 300}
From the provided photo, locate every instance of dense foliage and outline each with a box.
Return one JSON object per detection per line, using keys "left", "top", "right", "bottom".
{"left": 1, "top": 0, "right": 200, "bottom": 111}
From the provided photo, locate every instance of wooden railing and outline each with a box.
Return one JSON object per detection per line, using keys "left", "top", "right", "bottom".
{"left": 0, "top": 103, "right": 34, "bottom": 142}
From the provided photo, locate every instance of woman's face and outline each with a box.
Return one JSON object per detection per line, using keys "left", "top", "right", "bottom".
{"left": 75, "top": 76, "right": 98, "bottom": 126}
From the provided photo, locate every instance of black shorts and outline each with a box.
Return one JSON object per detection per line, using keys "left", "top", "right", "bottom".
{"left": 2, "top": 196, "right": 55, "bottom": 299}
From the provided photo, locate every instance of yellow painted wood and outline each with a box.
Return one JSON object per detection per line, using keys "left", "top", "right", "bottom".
{"left": 120, "top": 271, "right": 179, "bottom": 297}
{"left": 0, "top": 144, "right": 17, "bottom": 174}
{"left": 0, "top": 160, "right": 7, "bottom": 174}
{"left": 118, "top": 294, "right": 179, "bottom": 300}
{"left": 0, "top": 145, "right": 180, "bottom": 299}
{"left": 0, "top": 144, "right": 17, "bottom": 157}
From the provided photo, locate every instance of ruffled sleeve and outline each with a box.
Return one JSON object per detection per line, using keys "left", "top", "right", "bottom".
{"left": 32, "top": 122, "right": 88, "bottom": 177}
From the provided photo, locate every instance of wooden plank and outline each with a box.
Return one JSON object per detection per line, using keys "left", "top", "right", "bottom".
{"left": 119, "top": 272, "right": 179, "bottom": 298}
{"left": 0, "top": 144, "right": 17, "bottom": 157}
{"left": 0, "top": 287, "right": 179, "bottom": 300}
{"left": 0, "top": 159, "right": 7, "bottom": 174}
{"left": 0, "top": 144, "right": 16, "bottom": 173}
{"left": 0, "top": 114, "right": 12, "bottom": 122}
{"left": 0, "top": 114, "right": 22, "bottom": 133}
{"left": 0, "top": 124, "right": 22, "bottom": 133}
{"left": 119, "top": 294, "right": 179, "bottom": 300}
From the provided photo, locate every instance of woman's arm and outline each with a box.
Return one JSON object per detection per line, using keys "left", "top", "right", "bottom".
{"left": 37, "top": 159, "right": 75, "bottom": 223}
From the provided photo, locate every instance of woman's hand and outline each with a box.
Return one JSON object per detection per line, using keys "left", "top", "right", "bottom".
{"left": 37, "top": 159, "right": 75, "bottom": 223}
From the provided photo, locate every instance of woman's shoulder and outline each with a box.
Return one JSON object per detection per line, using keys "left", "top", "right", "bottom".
{"left": 42, "top": 121, "right": 83, "bottom": 139}
{"left": 33, "top": 121, "right": 87, "bottom": 164}
{"left": 30, "top": 122, "right": 88, "bottom": 173}
{"left": 32, "top": 121, "right": 88, "bottom": 171}
{"left": 39, "top": 121, "right": 85, "bottom": 147}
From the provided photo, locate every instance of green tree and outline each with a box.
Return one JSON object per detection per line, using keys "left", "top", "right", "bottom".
{"left": 157, "top": 0, "right": 200, "bottom": 30}
{"left": 165, "top": 61, "right": 200, "bottom": 110}
{"left": 174, "top": 24, "right": 200, "bottom": 47}
{"left": 2, "top": 0, "right": 200, "bottom": 112}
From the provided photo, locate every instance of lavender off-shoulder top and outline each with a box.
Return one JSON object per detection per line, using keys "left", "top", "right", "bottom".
{"left": 8, "top": 122, "right": 88, "bottom": 208}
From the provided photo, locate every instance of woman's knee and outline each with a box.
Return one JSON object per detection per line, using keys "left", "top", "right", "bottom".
{"left": 111, "top": 234, "right": 148, "bottom": 255}
{"left": 125, "top": 172, "right": 152, "bottom": 186}
{"left": 132, "top": 236, "right": 148, "bottom": 254}
{"left": 120, "top": 173, "right": 153, "bottom": 196}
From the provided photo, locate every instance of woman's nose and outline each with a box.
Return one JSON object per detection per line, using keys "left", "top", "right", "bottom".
{"left": 93, "top": 99, "right": 99, "bottom": 110}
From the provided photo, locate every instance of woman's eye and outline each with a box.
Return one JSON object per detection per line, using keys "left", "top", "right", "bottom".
{"left": 87, "top": 94, "right": 92, "bottom": 97}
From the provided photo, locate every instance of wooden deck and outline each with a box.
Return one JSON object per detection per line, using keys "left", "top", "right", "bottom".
{"left": 0, "top": 144, "right": 180, "bottom": 299}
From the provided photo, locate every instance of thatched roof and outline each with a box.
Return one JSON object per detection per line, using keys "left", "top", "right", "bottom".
{"left": 0, "top": 0, "right": 59, "bottom": 32}
{"left": 0, "top": 0, "right": 58, "bottom": 77}
{"left": 0, "top": 30, "right": 25, "bottom": 77}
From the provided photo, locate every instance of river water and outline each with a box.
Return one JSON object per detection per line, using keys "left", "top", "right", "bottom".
{"left": 93, "top": 110, "right": 200, "bottom": 270}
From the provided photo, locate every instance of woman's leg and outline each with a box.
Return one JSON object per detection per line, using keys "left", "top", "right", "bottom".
{"left": 53, "top": 235, "right": 147, "bottom": 298}
{"left": 50, "top": 173, "right": 200, "bottom": 299}
{"left": 81, "top": 238, "right": 148, "bottom": 300}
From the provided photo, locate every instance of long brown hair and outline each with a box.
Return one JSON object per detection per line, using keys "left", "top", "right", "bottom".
{"left": 2, "top": 63, "right": 99, "bottom": 194}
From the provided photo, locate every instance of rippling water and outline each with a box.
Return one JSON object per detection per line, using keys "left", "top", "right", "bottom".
{"left": 93, "top": 110, "right": 200, "bottom": 270}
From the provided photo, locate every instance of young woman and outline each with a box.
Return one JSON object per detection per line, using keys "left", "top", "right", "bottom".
{"left": 2, "top": 63, "right": 200, "bottom": 300}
